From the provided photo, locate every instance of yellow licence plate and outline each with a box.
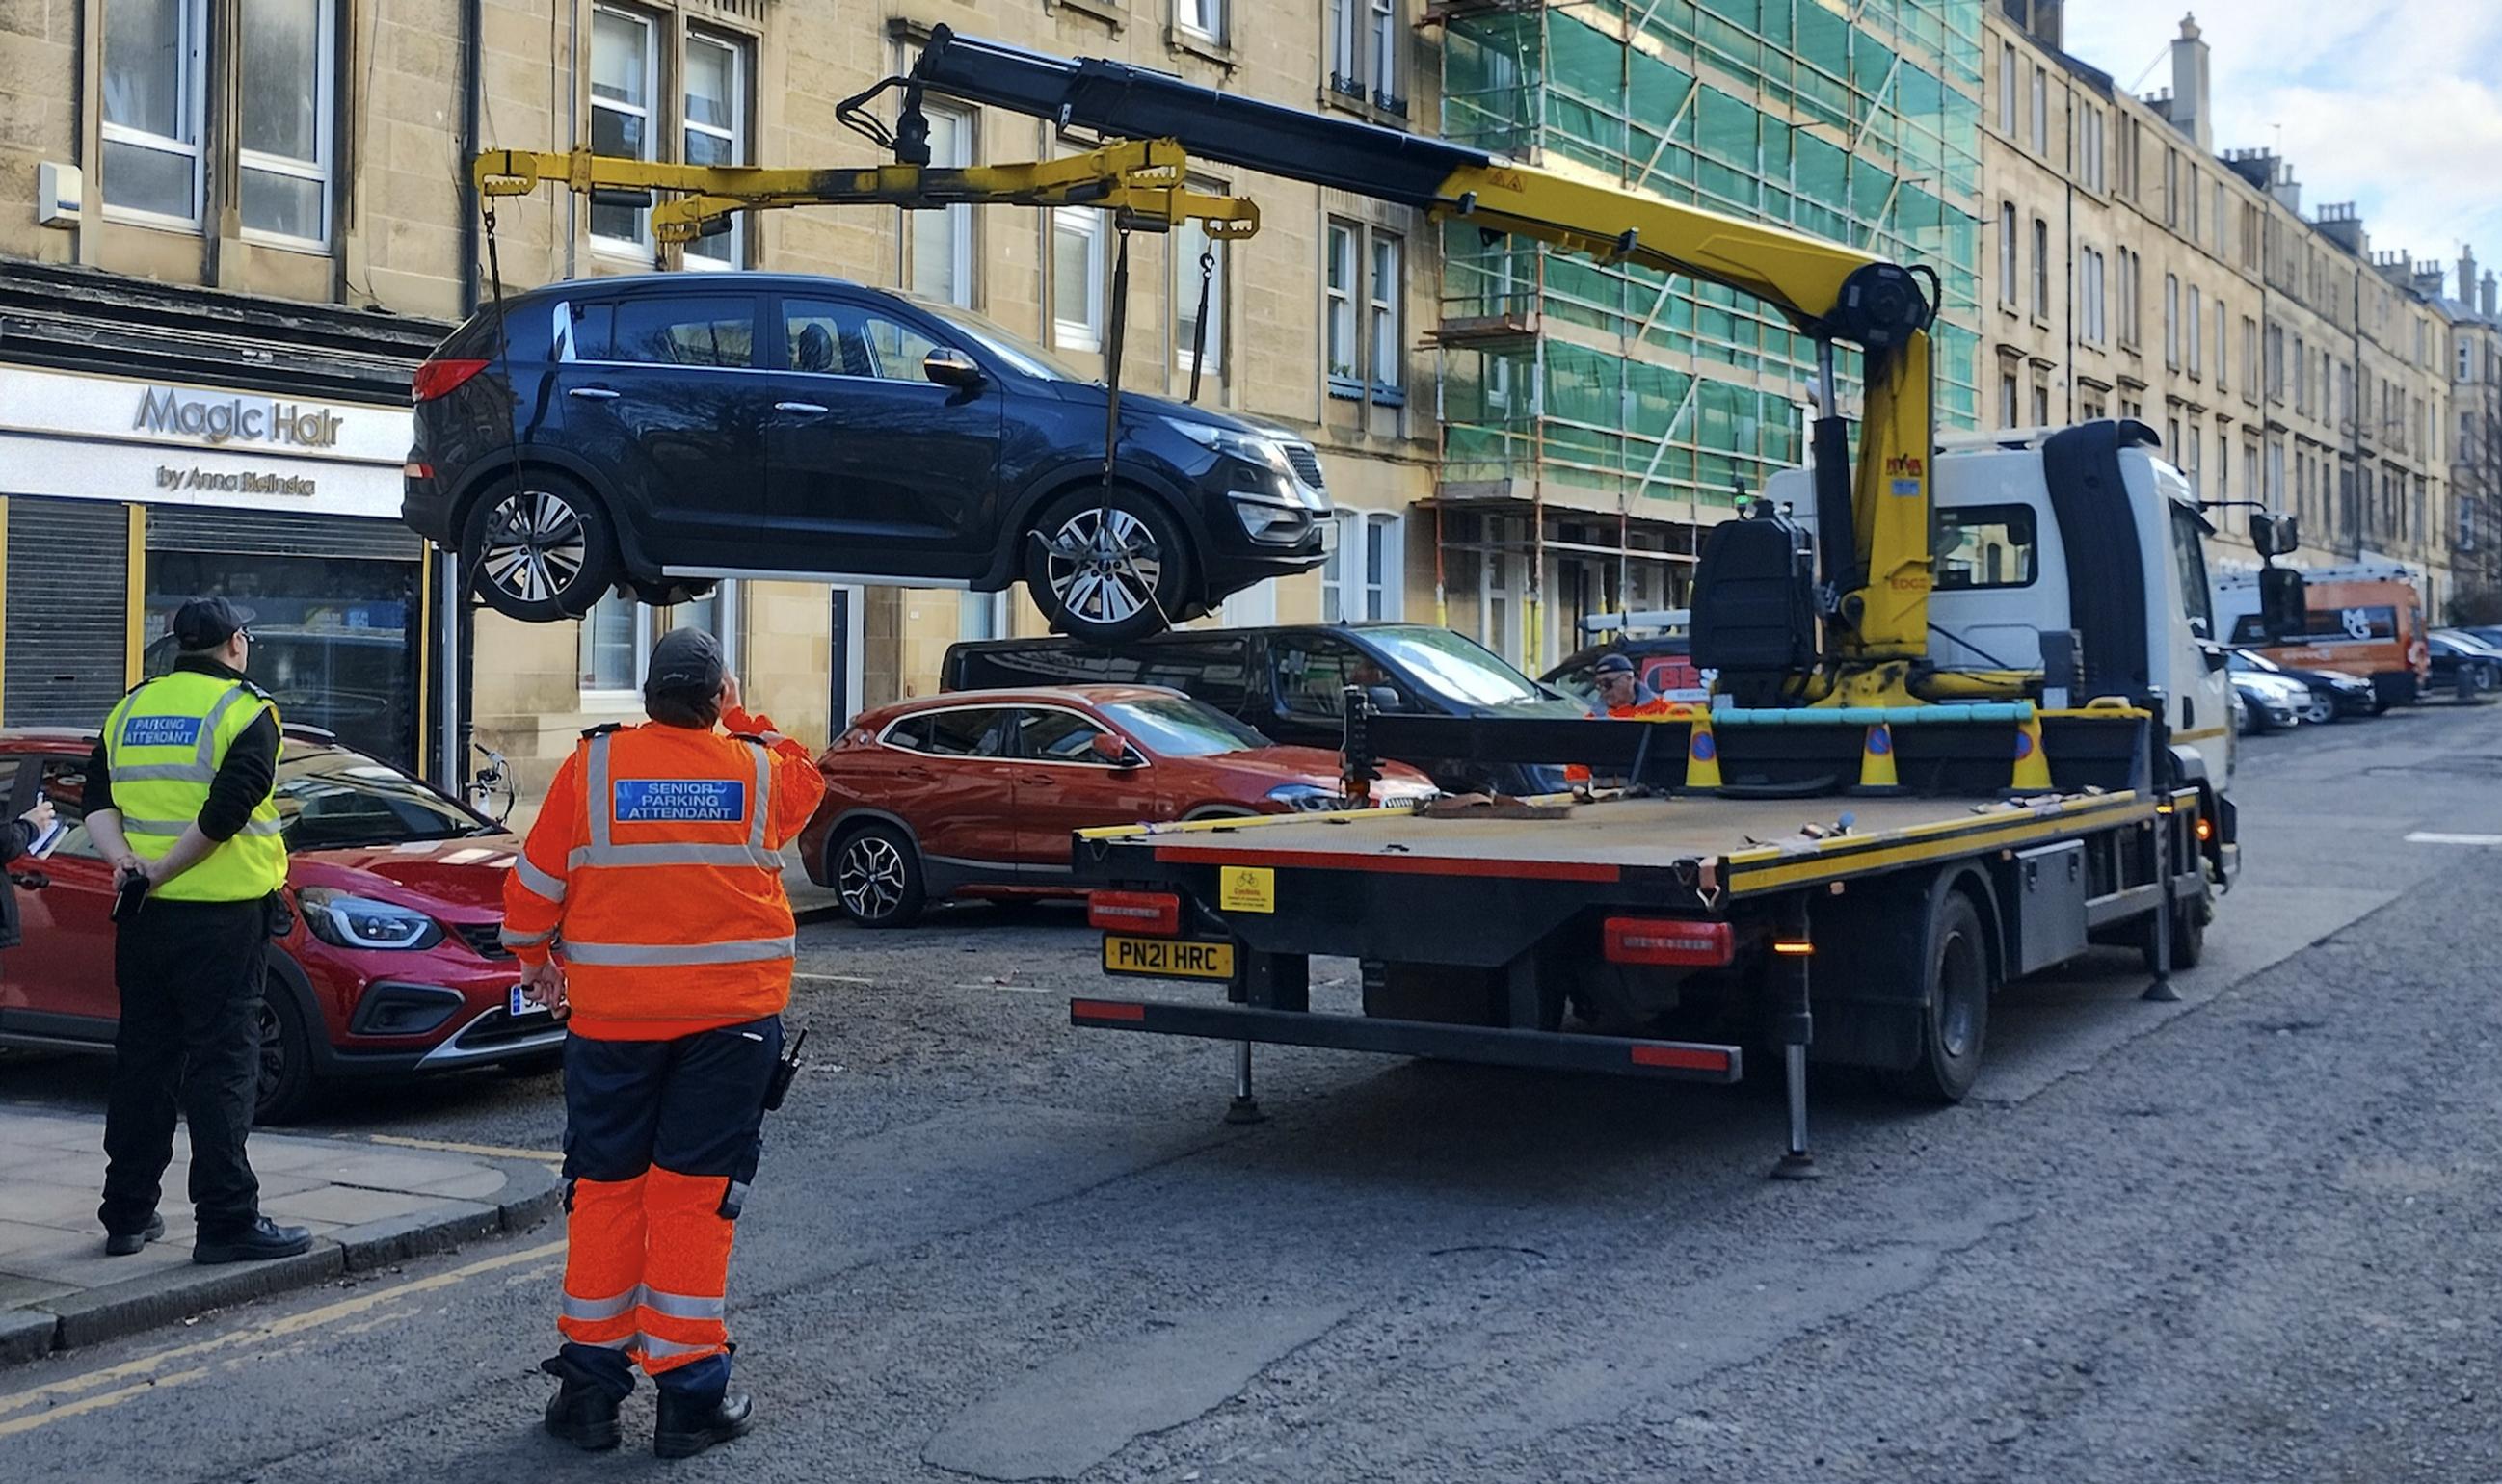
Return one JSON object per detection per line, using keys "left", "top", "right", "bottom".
{"left": 1101, "top": 935, "right": 1237, "bottom": 981}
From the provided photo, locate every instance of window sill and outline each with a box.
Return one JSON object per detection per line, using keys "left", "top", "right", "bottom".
{"left": 1047, "top": 0, "right": 1126, "bottom": 31}
{"left": 588, "top": 238, "right": 654, "bottom": 264}
{"left": 1370, "top": 384, "right": 1407, "bottom": 408}
{"left": 102, "top": 206, "right": 204, "bottom": 237}
{"left": 239, "top": 229, "right": 333, "bottom": 256}
{"left": 1327, "top": 375, "right": 1365, "bottom": 401}
{"left": 1167, "top": 26, "right": 1235, "bottom": 67}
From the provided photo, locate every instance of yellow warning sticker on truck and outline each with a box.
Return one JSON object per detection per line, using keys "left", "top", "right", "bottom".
{"left": 1218, "top": 865, "right": 1276, "bottom": 914}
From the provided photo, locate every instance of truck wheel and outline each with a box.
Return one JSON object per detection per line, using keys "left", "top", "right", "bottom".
{"left": 2141, "top": 886, "right": 2210, "bottom": 973}
{"left": 461, "top": 474, "right": 619, "bottom": 623}
{"left": 1024, "top": 488, "right": 1193, "bottom": 643}
{"left": 834, "top": 824, "right": 925, "bottom": 929}
{"left": 1883, "top": 889, "right": 1992, "bottom": 1104}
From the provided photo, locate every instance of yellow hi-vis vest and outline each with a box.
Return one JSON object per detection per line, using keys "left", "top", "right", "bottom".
{"left": 102, "top": 671, "right": 288, "bottom": 903}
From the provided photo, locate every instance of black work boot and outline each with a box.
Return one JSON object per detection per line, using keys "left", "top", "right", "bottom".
{"left": 192, "top": 1216, "right": 314, "bottom": 1264}
{"left": 653, "top": 1389, "right": 755, "bottom": 1459}
{"left": 541, "top": 1356, "right": 625, "bottom": 1451}
{"left": 104, "top": 1212, "right": 166, "bottom": 1257}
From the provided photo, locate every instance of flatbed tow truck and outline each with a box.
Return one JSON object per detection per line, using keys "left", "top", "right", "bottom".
{"left": 475, "top": 30, "right": 2309, "bottom": 1173}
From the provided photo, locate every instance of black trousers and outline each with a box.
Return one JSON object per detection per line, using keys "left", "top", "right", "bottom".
{"left": 99, "top": 896, "right": 270, "bottom": 1235}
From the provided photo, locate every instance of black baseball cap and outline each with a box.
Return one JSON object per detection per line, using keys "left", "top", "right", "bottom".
{"left": 646, "top": 627, "right": 727, "bottom": 696}
{"left": 172, "top": 596, "right": 255, "bottom": 651}
{"left": 1593, "top": 653, "right": 1637, "bottom": 677}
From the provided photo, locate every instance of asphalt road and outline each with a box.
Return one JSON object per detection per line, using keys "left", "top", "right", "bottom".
{"left": 5, "top": 702, "right": 2501, "bottom": 1483}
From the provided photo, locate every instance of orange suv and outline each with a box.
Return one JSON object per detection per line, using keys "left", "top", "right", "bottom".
{"left": 798, "top": 685, "right": 1435, "bottom": 926}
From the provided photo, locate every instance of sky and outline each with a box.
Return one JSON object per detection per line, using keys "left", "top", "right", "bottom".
{"left": 2061, "top": 1, "right": 2502, "bottom": 303}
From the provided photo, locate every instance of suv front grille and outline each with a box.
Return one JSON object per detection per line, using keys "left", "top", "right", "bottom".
{"left": 454, "top": 921, "right": 512, "bottom": 960}
{"left": 1284, "top": 444, "right": 1326, "bottom": 491}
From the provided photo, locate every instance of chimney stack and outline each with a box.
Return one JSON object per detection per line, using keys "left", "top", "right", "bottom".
{"left": 2484, "top": 269, "right": 2497, "bottom": 319}
{"left": 2463, "top": 247, "right": 2480, "bottom": 305}
{"left": 2169, "top": 13, "right": 2212, "bottom": 151}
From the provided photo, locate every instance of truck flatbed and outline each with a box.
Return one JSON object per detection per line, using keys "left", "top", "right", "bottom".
{"left": 1092, "top": 789, "right": 2153, "bottom": 902}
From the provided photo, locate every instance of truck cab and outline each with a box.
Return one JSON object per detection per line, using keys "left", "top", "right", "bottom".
{"left": 1764, "top": 423, "right": 2236, "bottom": 786}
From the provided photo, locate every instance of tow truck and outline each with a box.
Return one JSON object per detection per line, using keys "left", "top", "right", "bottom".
{"left": 478, "top": 30, "right": 2308, "bottom": 1173}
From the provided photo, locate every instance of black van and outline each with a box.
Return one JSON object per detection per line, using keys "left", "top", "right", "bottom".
{"left": 940, "top": 623, "right": 1584, "bottom": 795}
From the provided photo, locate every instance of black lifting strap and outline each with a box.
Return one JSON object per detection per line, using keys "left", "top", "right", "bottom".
{"left": 1096, "top": 225, "right": 1132, "bottom": 523}
{"left": 1186, "top": 246, "right": 1215, "bottom": 405}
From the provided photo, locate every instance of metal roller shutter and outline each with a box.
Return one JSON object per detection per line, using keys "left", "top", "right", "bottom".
{"left": 145, "top": 509, "right": 423, "bottom": 561}
{"left": 5, "top": 497, "right": 130, "bottom": 727}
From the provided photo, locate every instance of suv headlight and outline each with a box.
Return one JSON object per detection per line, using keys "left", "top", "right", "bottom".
{"left": 1264, "top": 782, "right": 1346, "bottom": 812}
{"left": 1172, "top": 419, "right": 1326, "bottom": 511}
{"left": 298, "top": 888, "right": 444, "bottom": 950}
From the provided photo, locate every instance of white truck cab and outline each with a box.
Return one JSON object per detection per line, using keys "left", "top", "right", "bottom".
{"left": 1764, "top": 424, "right": 2236, "bottom": 786}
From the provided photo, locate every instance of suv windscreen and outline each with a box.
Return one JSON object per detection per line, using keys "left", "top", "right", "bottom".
{"left": 908, "top": 297, "right": 1090, "bottom": 384}
{"left": 1102, "top": 697, "right": 1270, "bottom": 756}
{"left": 1359, "top": 627, "right": 1551, "bottom": 708}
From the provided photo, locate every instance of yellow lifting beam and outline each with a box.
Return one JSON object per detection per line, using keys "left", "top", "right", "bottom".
{"left": 471, "top": 137, "right": 1260, "bottom": 247}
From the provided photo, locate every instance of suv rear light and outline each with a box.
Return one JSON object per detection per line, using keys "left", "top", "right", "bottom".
{"left": 412, "top": 358, "right": 492, "bottom": 403}
{"left": 1603, "top": 917, "right": 1733, "bottom": 967}
{"left": 1089, "top": 890, "right": 1180, "bottom": 936}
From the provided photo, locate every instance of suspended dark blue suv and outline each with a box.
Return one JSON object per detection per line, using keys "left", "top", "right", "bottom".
{"left": 404, "top": 273, "right": 1334, "bottom": 641}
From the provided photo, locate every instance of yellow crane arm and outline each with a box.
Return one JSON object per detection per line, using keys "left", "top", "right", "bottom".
{"left": 905, "top": 27, "right": 1940, "bottom": 677}
{"left": 471, "top": 137, "right": 1259, "bottom": 247}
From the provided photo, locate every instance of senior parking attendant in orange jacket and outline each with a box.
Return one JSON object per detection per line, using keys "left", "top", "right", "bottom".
{"left": 500, "top": 628, "right": 826, "bottom": 1459}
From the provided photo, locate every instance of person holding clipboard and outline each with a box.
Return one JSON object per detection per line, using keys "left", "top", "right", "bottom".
{"left": 0, "top": 790, "right": 61, "bottom": 965}
{"left": 82, "top": 596, "right": 313, "bottom": 1265}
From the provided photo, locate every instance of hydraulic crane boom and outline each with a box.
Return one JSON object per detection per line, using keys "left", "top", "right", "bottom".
{"left": 908, "top": 27, "right": 1943, "bottom": 696}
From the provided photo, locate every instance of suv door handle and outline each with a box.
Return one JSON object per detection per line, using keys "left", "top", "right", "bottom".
{"left": 567, "top": 386, "right": 620, "bottom": 401}
{"left": 10, "top": 869, "right": 48, "bottom": 890}
{"left": 775, "top": 401, "right": 830, "bottom": 415}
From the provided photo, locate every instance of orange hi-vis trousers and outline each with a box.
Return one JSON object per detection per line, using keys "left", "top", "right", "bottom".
{"left": 555, "top": 1017, "right": 780, "bottom": 1378}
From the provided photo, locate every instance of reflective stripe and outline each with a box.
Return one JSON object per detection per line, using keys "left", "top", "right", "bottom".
{"left": 500, "top": 926, "right": 555, "bottom": 948}
{"left": 197, "top": 685, "right": 253, "bottom": 769}
{"left": 757, "top": 731, "right": 787, "bottom": 748}
{"left": 122, "top": 815, "right": 283, "bottom": 837}
{"left": 747, "top": 743, "right": 771, "bottom": 851}
{"left": 112, "top": 762, "right": 217, "bottom": 784}
{"left": 584, "top": 729, "right": 770, "bottom": 861}
{"left": 586, "top": 733, "right": 613, "bottom": 853}
{"left": 562, "top": 1286, "right": 641, "bottom": 1322}
{"left": 561, "top": 936, "right": 796, "bottom": 967}
{"left": 640, "top": 1287, "right": 727, "bottom": 1321}
{"left": 577, "top": 1333, "right": 635, "bottom": 1351}
{"left": 639, "top": 1334, "right": 720, "bottom": 1360}
{"left": 569, "top": 842, "right": 783, "bottom": 871}
{"left": 511, "top": 854, "right": 568, "bottom": 902}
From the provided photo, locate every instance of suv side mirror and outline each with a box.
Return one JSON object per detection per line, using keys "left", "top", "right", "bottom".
{"left": 924, "top": 348, "right": 986, "bottom": 389}
{"left": 1089, "top": 732, "right": 1138, "bottom": 767}
{"left": 2258, "top": 566, "right": 2307, "bottom": 642}
{"left": 1365, "top": 685, "right": 1405, "bottom": 714}
{"left": 2250, "top": 512, "right": 2300, "bottom": 559}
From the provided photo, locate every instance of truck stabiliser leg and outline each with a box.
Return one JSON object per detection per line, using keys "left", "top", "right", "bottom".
{"left": 1225, "top": 1041, "right": 1266, "bottom": 1125}
{"left": 1770, "top": 896, "right": 1819, "bottom": 1180}
{"left": 2143, "top": 809, "right": 2180, "bottom": 1003}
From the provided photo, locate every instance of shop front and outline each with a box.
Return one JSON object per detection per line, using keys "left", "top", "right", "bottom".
{"left": 0, "top": 363, "right": 434, "bottom": 768}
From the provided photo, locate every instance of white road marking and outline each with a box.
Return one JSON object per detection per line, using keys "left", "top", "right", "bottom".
{"left": 2405, "top": 832, "right": 2502, "bottom": 846}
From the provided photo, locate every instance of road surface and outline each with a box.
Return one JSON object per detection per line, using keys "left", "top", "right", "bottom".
{"left": 4, "top": 703, "right": 2499, "bottom": 1483}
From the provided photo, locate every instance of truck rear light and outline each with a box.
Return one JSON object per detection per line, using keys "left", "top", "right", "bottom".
{"left": 412, "top": 358, "right": 491, "bottom": 402}
{"left": 1071, "top": 998, "right": 1148, "bottom": 1022}
{"left": 1630, "top": 1044, "right": 1733, "bottom": 1073}
{"left": 1603, "top": 917, "right": 1733, "bottom": 967}
{"left": 1089, "top": 890, "right": 1180, "bottom": 936}
{"left": 403, "top": 461, "right": 434, "bottom": 480}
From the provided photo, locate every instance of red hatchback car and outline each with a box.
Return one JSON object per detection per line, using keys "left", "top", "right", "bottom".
{"left": 800, "top": 685, "right": 1436, "bottom": 926}
{"left": 0, "top": 728, "right": 559, "bottom": 1122}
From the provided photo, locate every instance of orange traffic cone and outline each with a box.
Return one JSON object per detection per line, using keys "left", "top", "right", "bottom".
{"left": 1685, "top": 711, "right": 1722, "bottom": 791}
{"left": 1852, "top": 722, "right": 1904, "bottom": 795}
{"left": 2010, "top": 710, "right": 2053, "bottom": 792}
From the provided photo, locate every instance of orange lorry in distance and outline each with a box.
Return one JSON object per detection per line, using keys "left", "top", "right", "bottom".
{"left": 2221, "top": 566, "right": 2430, "bottom": 711}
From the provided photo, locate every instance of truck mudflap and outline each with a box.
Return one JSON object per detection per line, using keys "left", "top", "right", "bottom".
{"left": 1068, "top": 997, "right": 1744, "bottom": 1084}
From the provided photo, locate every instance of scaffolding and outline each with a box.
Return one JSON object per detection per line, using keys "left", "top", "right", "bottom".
{"left": 1424, "top": 0, "right": 1985, "bottom": 668}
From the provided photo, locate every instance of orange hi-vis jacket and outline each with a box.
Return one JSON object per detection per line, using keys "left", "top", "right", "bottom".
{"left": 502, "top": 706, "right": 827, "bottom": 1040}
